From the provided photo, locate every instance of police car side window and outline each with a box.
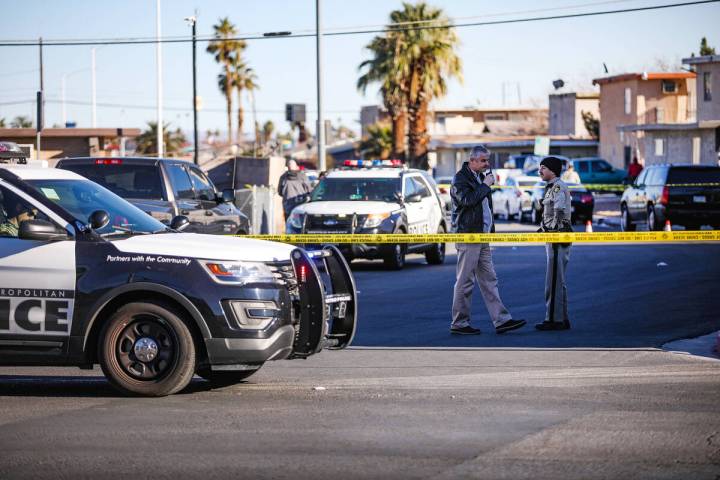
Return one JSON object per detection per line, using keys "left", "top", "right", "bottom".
{"left": 636, "top": 169, "right": 648, "bottom": 186}
{"left": 166, "top": 164, "right": 195, "bottom": 200}
{"left": 403, "top": 177, "right": 417, "bottom": 197}
{"left": 412, "top": 177, "right": 431, "bottom": 198}
{"left": 576, "top": 161, "right": 589, "bottom": 173}
{"left": 0, "top": 185, "right": 50, "bottom": 238}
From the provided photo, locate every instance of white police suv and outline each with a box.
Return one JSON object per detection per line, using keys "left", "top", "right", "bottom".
{"left": 286, "top": 160, "right": 447, "bottom": 269}
{"left": 0, "top": 165, "right": 356, "bottom": 396}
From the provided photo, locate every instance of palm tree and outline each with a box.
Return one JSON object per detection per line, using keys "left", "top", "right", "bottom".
{"left": 0, "top": 118, "right": 5, "bottom": 127}
{"left": 10, "top": 116, "right": 33, "bottom": 128}
{"left": 387, "top": 2, "right": 462, "bottom": 168}
{"left": 360, "top": 123, "right": 393, "bottom": 159}
{"left": 358, "top": 35, "right": 409, "bottom": 160}
{"left": 135, "top": 122, "right": 187, "bottom": 156}
{"left": 229, "top": 58, "right": 259, "bottom": 144}
{"left": 206, "top": 18, "right": 246, "bottom": 143}
{"left": 262, "top": 120, "right": 275, "bottom": 145}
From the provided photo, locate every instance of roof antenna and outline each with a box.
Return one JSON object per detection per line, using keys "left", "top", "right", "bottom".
{"left": 603, "top": 62, "right": 609, "bottom": 74}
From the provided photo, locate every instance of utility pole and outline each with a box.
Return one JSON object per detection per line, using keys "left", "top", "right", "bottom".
{"left": 37, "top": 37, "right": 43, "bottom": 160}
{"left": 316, "top": 0, "right": 326, "bottom": 171}
{"left": 156, "top": 0, "right": 164, "bottom": 157}
{"left": 186, "top": 14, "right": 199, "bottom": 165}
{"left": 91, "top": 48, "right": 97, "bottom": 127}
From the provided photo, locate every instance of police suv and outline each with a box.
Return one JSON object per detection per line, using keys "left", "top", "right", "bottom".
{"left": 286, "top": 160, "right": 447, "bottom": 269}
{"left": 0, "top": 164, "right": 356, "bottom": 396}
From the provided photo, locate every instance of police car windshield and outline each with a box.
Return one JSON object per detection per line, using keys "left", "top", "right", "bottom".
{"left": 310, "top": 178, "right": 401, "bottom": 202}
{"left": 27, "top": 179, "right": 168, "bottom": 236}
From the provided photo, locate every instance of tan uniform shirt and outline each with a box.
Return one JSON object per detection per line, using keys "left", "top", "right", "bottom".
{"left": 541, "top": 178, "right": 572, "bottom": 231}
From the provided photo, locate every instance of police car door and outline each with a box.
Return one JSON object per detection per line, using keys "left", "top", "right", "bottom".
{"left": 415, "top": 176, "right": 440, "bottom": 233}
{"left": 403, "top": 175, "right": 425, "bottom": 234}
{"left": 0, "top": 182, "right": 76, "bottom": 361}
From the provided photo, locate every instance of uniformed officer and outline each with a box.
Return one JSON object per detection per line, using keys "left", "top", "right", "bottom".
{"left": 536, "top": 157, "right": 572, "bottom": 331}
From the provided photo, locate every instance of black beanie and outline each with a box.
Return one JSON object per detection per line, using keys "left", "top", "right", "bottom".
{"left": 540, "top": 156, "right": 563, "bottom": 177}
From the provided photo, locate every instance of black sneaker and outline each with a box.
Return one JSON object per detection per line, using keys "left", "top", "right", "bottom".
{"left": 450, "top": 326, "right": 481, "bottom": 335}
{"left": 535, "top": 322, "right": 570, "bottom": 331}
{"left": 495, "top": 319, "right": 526, "bottom": 334}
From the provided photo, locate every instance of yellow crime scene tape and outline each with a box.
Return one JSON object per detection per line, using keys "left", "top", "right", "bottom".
{"left": 247, "top": 230, "right": 720, "bottom": 244}
{"left": 490, "top": 183, "right": 720, "bottom": 192}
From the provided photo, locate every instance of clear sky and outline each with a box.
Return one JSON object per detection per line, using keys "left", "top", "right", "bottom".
{"left": 0, "top": 0, "right": 718, "bottom": 139}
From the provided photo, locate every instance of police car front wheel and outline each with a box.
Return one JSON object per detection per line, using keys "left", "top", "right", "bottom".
{"left": 98, "top": 301, "right": 196, "bottom": 397}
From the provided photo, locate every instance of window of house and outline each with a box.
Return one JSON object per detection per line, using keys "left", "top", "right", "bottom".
{"left": 662, "top": 80, "right": 677, "bottom": 94}
{"left": 484, "top": 114, "right": 505, "bottom": 121}
{"left": 654, "top": 138, "right": 665, "bottom": 157}
{"left": 704, "top": 72, "right": 712, "bottom": 102}
{"left": 624, "top": 88, "right": 632, "bottom": 114}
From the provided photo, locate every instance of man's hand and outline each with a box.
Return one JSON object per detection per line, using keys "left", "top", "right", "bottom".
{"left": 483, "top": 173, "right": 495, "bottom": 187}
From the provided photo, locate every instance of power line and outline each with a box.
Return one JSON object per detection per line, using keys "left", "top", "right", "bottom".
{"left": 0, "top": 0, "right": 716, "bottom": 46}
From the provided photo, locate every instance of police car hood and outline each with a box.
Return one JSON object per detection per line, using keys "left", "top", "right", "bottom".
{"left": 110, "top": 233, "right": 294, "bottom": 262}
{"left": 295, "top": 201, "right": 397, "bottom": 215}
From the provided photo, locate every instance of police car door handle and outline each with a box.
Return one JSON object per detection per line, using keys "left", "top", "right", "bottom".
{"left": 205, "top": 211, "right": 213, "bottom": 216}
{"left": 181, "top": 209, "right": 190, "bottom": 215}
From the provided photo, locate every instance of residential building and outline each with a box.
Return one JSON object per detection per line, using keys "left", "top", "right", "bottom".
{"left": 428, "top": 107, "right": 548, "bottom": 137}
{"left": 617, "top": 55, "right": 720, "bottom": 167}
{"left": 592, "top": 72, "right": 697, "bottom": 168}
{"left": 549, "top": 92, "right": 600, "bottom": 137}
{"left": 0, "top": 128, "right": 140, "bottom": 165}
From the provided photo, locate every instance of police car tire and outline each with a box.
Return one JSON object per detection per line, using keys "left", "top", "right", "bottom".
{"left": 425, "top": 225, "right": 446, "bottom": 265}
{"left": 383, "top": 243, "right": 406, "bottom": 270}
{"left": 198, "top": 367, "right": 262, "bottom": 387}
{"left": 98, "top": 301, "right": 196, "bottom": 397}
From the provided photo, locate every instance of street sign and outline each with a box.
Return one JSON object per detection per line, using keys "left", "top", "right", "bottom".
{"left": 285, "top": 103, "right": 306, "bottom": 123}
{"left": 534, "top": 136, "right": 550, "bottom": 156}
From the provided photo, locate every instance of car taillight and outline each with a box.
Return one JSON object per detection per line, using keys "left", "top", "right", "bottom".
{"left": 95, "top": 158, "right": 122, "bottom": 165}
{"left": 581, "top": 194, "right": 593, "bottom": 204}
{"left": 515, "top": 190, "right": 522, "bottom": 198}
{"left": 439, "top": 187, "right": 448, "bottom": 194}
{"left": 660, "top": 186, "right": 669, "bottom": 205}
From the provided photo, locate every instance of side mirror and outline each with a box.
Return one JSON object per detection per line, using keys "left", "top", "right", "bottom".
{"left": 220, "top": 188, "right": 235, "bottom": 204}
{"left": 406, "top": 193, "right": 422, "bottom": 203}
{"left": 18, "top": 219, "right": 69, "bottom": 242}
{"left": 88, "top": 210, "right": 110, "bottom": 230}
{"left": 170, "top": 215, "right": 190, "bottom": 231}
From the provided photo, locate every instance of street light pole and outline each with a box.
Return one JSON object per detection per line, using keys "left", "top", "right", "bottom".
{"left": 91, "top": 47, "right": 97, "bottom": 127}
{"left": 156, "top": 0, "right": 164, "bottom": 157}
{"left": 186, "top": 14, "right": 199, "bottom": 165}
{"left": 316, "top": 0, "right": 326, "bottom": 171}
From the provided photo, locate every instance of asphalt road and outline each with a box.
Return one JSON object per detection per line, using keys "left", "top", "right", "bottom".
{"left": 1, "top": 220, "right": 719, "bottom": 479}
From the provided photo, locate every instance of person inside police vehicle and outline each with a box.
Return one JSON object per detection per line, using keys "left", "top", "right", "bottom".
{"left": 449, "top": 145, "right": 526, "bottom": 335}
{"left": 536, "top": 156, "right": 573, "bottom": 331}
{"left": 0, "top": 187, "right": 45, "bottom": 237}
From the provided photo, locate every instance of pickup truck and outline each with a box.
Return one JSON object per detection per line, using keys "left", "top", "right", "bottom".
{"left": 56, "top": 157, "right": 250, "bottom": 235}
{"left": 0, "top": 165, "right": 356, "bottom": 396}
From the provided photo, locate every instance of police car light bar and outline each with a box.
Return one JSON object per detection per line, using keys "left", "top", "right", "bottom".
{"left": 343, "top": 159, "right": 403, "bottom": 168}
{"left": 95, "top": 158, "right": 123, "bottom": 165}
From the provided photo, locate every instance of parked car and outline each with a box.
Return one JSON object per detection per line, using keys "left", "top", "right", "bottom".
{"left": 434, "top": 175, "right": 453, "bottom": 216}
{"left": 521, "top": 155, "right": 570, "bottom": 177}
{"left": 492, "top": 175, "right": 536, "bottom": 221}
{"left": 56, "top": 157, "right": 250, "bottom": 235}
{"left": 620, "top": 164, "right": 720, "bottom": 231}
{"left": 0, "top": 164, "right": 356, "bottom": 396}
{"left": 572, "top": 157, "right": 627, "bottom": 186}
{"left": 529, "top": 181, "right": 595, "bottom": 224}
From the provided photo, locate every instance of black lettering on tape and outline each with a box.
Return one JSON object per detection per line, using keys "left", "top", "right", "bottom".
{"left": 0, "top": 299, "right": 9, "bottom": 330}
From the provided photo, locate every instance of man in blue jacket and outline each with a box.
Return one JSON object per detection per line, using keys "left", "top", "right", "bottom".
{"left": 450, "top": 145, "right": 526, "bottom": 335}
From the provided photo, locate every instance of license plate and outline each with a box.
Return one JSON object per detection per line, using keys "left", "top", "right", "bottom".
{"left": 693, "top": 195, "right": 706, "bottom": 203}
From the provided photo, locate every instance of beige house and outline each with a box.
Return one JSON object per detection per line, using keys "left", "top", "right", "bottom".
{"left": 617, "top": 55, "right": 720, "bottom": 167}
{"left": 549, "top": 92, "right": 599, "bottom": 137}
{"left": 592, "top": 72, "right": 696, "bottom": 168}
{"left": 427, "top": 107, "right": 548, "bottom": 137}
{"left": 0, "top": 128, "right": 140, "bottom": 165}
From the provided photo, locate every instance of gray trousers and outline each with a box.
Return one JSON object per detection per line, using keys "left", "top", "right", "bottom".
{"left": 451, "top": 243, "right": 512, "bottom": 329}
{"left": 545, "top": 243, "right": 571, "bottom": 325}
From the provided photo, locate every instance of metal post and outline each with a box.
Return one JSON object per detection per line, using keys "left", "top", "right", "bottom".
{"left": 156, "top": 0, "right": 164, "bottom": 157}
{"left": 37, "top": 38, "right": 43, "bottom": 160}
{"left": 316, "top": 0, "right": 326, "bottom": 171}
{"left": 191, "top": 16, "right": 198, "bottom": 165}
{"left": 91, "top": 48, "right": 97, "bottom": 127}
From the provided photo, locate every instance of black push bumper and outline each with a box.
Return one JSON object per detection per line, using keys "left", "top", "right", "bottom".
{"left": 289, "top": 245, "right": 357, "bottom": 358}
